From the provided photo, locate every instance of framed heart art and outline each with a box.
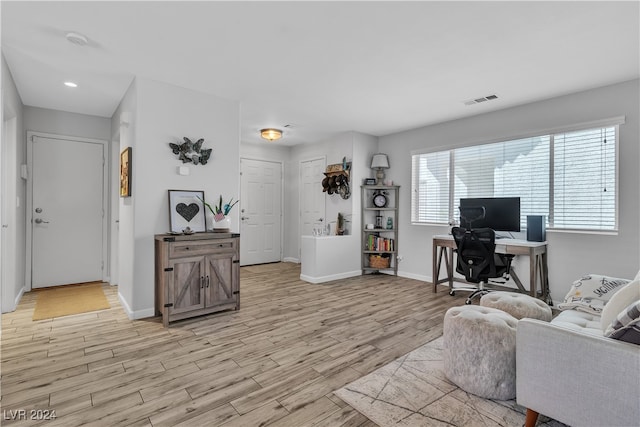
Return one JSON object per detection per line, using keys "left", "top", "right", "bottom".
{"left": 168, "top": 190, "right": 206, "bottom": 233}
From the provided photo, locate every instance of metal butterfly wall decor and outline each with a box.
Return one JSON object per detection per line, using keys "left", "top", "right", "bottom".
{"left": 169, "top": 137, "right": 213, "bottom": 165}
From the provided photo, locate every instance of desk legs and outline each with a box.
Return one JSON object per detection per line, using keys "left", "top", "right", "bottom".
{"left": 529, "top": 248, "right": 537, "bottom": 298}
{"left": 432, "top": 241, "right": 438, "bottom": 293}
{"left": 432, "top": 244, "right": 453, "bottom": 293}
{"left": 432, "top": 241, "right": 549, "bottom": 302}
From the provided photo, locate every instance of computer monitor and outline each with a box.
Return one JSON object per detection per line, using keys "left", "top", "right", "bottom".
{"left": 459, "top": 197, "right": 521, "bottom": 232}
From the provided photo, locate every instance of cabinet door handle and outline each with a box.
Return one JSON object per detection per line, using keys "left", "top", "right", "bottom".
{"left": 206, "top": 276, "right": 210, "bottom": 288}
{"left": 200, "top": 276, "right": 204, "bottom": 288}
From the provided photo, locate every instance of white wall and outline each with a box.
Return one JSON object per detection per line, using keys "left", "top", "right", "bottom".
{"left": 111, "top": 80, "right": 137, "bottom": 312}
{"left": 380, "top": 79, "right": 640, "bottom": 303}
{"left": 1, "top": 54, "right": 25, "bottom": 313}
{"left": 289, "top": 131, "right": 377, "bottom": 266}
{"left": 112, "top": 77, "right": 240, "bottom": 318}
{"left": 23, "top": 107, "right": 111, "bottom": 141}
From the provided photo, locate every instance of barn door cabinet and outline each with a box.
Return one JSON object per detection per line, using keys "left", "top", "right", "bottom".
{"left": 155, "top": 233, "right": 240, "bottom": 327}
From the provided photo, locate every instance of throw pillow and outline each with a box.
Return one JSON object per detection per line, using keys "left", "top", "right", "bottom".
{"left": 604, "top": 300, "right": 640, "bottom": 344}
{"left": 600, "top": 270, "right": 640, "bottom": 333}
{"left": 557, "top": 274, "right": 631, "bottom": 315}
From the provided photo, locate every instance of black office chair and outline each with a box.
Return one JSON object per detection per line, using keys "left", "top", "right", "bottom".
{"left": 451, "top": 207, "right": 513, "bottom": 304}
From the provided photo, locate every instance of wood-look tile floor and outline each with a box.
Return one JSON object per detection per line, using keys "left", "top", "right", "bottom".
{"left": 1, "top": 263, "right": 466, "bottom": 426}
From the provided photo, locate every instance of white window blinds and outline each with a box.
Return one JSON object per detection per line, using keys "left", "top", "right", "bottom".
{"left": 552, "top": 127, "right": 616, "bottom": 230}
{"left": 411, "top": 123, "right": 619, "bottom": 232}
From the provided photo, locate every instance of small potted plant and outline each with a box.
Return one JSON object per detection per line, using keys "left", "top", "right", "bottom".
{"left": 198, "top": 195, "right": 238, "bottom": 232}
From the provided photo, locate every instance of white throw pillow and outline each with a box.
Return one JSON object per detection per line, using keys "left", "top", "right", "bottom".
{"left": 557, "top": 274, "right": 631, "bottom": 315}
{"left": 601, "top": 270, "right": 640, "bottom": 333}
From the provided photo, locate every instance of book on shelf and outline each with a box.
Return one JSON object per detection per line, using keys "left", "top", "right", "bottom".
{"left": 366, "top": 235, "right": 395, "bottom": 252}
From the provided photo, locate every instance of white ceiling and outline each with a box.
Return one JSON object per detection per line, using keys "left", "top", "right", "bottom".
{"left": 2, "top": 1, "right": 638, "bottom": 146}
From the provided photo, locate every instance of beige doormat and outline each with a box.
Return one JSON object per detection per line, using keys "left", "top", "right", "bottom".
{"left": 33, "top": 282, "right": 110, "bottom": 321}
{"left": 334, "top": 337, "right": 565, "bottom": 427}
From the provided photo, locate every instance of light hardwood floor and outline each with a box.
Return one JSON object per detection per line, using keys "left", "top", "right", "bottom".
{"left": 1, "top": 262, "right": 466, "bottom": 426}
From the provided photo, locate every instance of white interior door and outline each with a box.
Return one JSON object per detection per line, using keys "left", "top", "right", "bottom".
{"left": 300, "top": 158, "right": 326, "bottom": 236}
{"left": 240, "top": 158, "right": 282, "bottom": 266}
{"left": 30, "top": 135, "right": 106, "bottom": 288}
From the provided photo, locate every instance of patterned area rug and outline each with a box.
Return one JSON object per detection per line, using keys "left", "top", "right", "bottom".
{"left": 335, "top": 336, "right": 565, "bottom": 427}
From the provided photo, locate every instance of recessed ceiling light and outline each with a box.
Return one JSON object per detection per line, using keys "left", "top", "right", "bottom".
{"left": 64, "top": 81, "right": 78, "bottom": 88}
{"left": 66, "top": 32, "right": 88, "bottom": 46}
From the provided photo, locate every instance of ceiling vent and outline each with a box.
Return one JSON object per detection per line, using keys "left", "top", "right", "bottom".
{"left": 464, "top": 94, "right": 498, "bottom": 106}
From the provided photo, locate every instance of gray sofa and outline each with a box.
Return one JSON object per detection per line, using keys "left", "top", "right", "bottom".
{"left": 516, "top": 309, "right": 640, "bottom": 427}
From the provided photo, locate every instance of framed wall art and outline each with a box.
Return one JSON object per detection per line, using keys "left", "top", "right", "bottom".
{"left": 120, "top": 147, "right": 132, "bottom": 197}
{"left": 168, "top": 190, "right": 206, "bottom": 233}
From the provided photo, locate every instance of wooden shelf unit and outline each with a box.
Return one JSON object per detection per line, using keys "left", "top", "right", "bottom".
{"left": 361, "top": 185, "right": 399, "bottom": 275}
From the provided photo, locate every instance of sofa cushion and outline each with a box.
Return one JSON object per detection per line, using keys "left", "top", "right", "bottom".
{"left": 557, "top": 274, "right": 630, "bottom": 315}
{"left": 600, "top": 270, "right": 640, "bottom": 333}
{"left": 604, "top": 300, "right": 640, "bottom": 344}
{"left": 551, "top": 310, "right": 602, "bottom": 337}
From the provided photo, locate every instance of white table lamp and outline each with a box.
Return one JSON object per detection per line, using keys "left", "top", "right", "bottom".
{"left": 371, "top": 153, "right": 390, "bottom": 184}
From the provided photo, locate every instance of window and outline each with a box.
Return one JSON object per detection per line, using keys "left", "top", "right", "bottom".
{"left": 411, "top": 123, "right": 620, "bottom": 232}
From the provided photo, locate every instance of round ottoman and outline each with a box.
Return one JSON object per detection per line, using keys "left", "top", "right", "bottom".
{"left": 443, "top": 305, "right": 518, "bottom": 400}
{"left": 480, "top": 291, "right": 552, "bottom": 321}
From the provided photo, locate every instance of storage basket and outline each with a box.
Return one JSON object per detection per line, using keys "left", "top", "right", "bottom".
{"left": 369, "top": 255, "right": 390, "bottom": 269}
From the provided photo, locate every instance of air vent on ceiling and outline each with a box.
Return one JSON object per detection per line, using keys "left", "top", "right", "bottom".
{"left": 464, "top": 94, "right": 499, "bottom": 106}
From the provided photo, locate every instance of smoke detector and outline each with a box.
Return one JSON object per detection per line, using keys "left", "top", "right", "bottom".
{"left": 66, "top": 32, "right": 88, "bottom": 46}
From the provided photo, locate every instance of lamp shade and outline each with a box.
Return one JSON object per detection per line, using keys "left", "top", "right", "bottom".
{"left": 370, "top": 153, "right": 389, "bottom": 169}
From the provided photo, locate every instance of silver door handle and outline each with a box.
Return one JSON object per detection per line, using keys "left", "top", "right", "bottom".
{"left": 34, "top": 218, "right": 50, "bottom": 224}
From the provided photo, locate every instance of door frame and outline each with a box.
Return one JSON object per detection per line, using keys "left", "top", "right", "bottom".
{"left": 25, "top": 131, "right": 109, "bottom": 291}
{"left": 298, "top": 156, "right": 326, "bottom": 259}
{"left": 239, "top": 157, "right": 284, "bottom": 265}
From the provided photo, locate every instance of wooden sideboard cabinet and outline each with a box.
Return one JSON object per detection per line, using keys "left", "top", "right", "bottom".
{"left": 155, "top": 233, "right": 240, "bottom": 327}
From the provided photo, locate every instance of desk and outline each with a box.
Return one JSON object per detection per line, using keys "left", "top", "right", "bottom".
{"left": 432, "top": 234, "right": 550, "bottom": 304}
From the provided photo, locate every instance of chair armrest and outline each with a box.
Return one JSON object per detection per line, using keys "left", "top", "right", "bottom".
{"left": 516, "top": 318, "right": 640, "bottom": 427}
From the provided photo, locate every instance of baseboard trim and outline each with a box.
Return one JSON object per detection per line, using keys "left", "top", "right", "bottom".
{"left": 300, "top": 270, "right": 361, "bottom": 284}
{"left": 283, "top": 257, "right": 299, "bottom": 264}
{"left": 397, "top": 271, "right": 430, "bottom": 282}
{"left": 4, "top": 287, "right": 26, "bottom": 313}
{"left": 117, "top": 292, "right": 155, "bottom": 320}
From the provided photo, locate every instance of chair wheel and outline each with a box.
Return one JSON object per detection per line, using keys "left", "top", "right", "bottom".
{"left": 465, "top": 299, "right": 472, "bottom": 305}
{"left": 449, "top": 290, "right": 455, "bottom": 296}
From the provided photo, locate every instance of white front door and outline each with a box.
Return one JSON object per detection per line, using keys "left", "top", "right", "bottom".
{"left": 300, "top": 158, "right": 326, "bottom": 236}
{"left": 240, "top": 158, "right": 282, "bottom": 266}
{"left": 29, "top": 134, "right": 106, "bottom": 288}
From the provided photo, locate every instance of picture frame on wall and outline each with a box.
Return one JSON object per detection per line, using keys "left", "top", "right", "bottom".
{"left": 168, "top": 190, "right": 206, "bottom": 233}
{"left": 120, "top": 147, "right": 132, "bottom": 197}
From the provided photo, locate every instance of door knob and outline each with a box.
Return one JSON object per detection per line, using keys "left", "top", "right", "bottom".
{"left": 241, "top": 216, "right": 249, "bottom": 220}
{"left": 34, "top": 218, "right": 50, "bottom": 224}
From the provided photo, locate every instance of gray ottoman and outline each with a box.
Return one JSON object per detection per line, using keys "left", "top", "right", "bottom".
{"left": 480, "top": 291, "right": 552, "bottom": 321}
{"left": 443, "top": 305, "right": 518, "bottom": 400}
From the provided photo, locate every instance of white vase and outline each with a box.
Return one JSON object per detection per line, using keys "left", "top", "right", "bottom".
{"left": 206, "top": 211, "right": 215, "bottom": 230}
{"left": 212, "top": 216, "right": 231, "bottom": 232}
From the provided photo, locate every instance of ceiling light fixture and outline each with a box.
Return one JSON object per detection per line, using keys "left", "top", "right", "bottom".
{"left": 64, "top": 81, "right": 78, "bottom": 88}
{"left": 260, "top": 128, "right": 283, "bottom": 142}
{"left": 65, "top": 32, "right": 88, "bottom": 46}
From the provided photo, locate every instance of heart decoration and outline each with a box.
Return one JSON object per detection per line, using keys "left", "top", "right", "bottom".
{"left": 176, "top": 203, "right": 200, "bottom": 222}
